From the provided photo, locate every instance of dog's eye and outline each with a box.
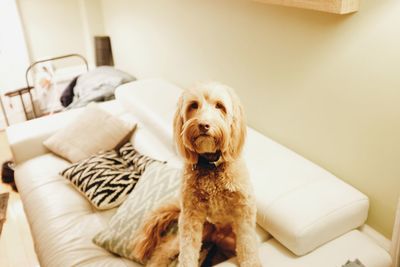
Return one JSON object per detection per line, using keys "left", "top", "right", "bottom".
{"left": 215, "top": 102, "right": 226, "bottom": 112}
{"left": 189, "top": 102, "right": 198, "bottom": 110}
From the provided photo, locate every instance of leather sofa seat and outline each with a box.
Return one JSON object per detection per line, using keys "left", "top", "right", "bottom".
{"left": 15, "top": 153, "right": 140, "bottom": 267}
{"left": 216, "top": 230, "right": 391, "bottom": 267}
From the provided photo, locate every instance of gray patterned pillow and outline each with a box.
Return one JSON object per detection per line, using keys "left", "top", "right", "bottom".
{"left": 93, "top": 162, "right": 182, "bottom": 260}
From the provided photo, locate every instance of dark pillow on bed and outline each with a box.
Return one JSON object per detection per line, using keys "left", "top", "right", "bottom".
{"left": 60, "top": 76, "right": 79, "bottom": 107}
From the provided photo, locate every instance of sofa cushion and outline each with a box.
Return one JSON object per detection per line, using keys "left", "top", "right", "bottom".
{"left": 244, "top": 128, "right": 369, "bottom": 255}
{"left": 129, "top": 123, "right": 181, "bottom": 170}
{"left": 215, "top": 230, "right": 392, "bottom": 267}
{"left": 93, "top": 162, "right": 181, "bottom": 262}
{"left": 115, "top": 79, "right": 182, "bottom": 151}
{"left": 14, "top": 153, "right": 139, "bottom": 267}
{"left": 43, "top": 105, "right": 135, "bottom": 162}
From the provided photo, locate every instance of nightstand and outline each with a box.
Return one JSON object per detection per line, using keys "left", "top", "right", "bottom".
{"left": 4, "top": 86, "right": 37, "bottom": 121}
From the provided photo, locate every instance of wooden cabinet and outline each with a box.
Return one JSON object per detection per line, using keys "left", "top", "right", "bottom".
{"left": 254, "top": 0, "right": 359, "bottom": 14}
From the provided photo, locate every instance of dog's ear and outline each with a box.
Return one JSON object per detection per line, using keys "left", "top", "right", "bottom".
{"left": 173, "top": 94, "right": 198, "bottom": 164}
{"left": 224, "top": 89, "right": 246, "bottom": 161}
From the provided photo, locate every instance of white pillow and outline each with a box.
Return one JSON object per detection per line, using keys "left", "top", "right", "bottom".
{"left": 43, "top": 105, "right": 135, "bottom": 162}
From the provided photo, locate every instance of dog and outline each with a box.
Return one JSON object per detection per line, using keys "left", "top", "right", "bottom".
{"left": 132, "top": 82, "right": 260, "bottom": 266}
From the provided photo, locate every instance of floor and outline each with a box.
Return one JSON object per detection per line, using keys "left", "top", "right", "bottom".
{"left": 0, "top": 130, "right": 40, "bottom": 267}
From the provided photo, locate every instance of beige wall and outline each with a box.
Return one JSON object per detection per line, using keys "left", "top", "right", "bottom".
{"left": 101, "top": 0, "right": 400, "bottom": 238}
{"left": 18, "top": 0, "right": 88, "bottom": 64}
{"left": 0, "top": 0, "right": 31, "bottom": 127}
{"left": 17, "top": 0, "right": 106, "bottom": 67}
{"left": 78, "top": 0, "right": 106, "bottom": 67}
{"left": 0, "top": 0, "right": 30, "bottom": 91}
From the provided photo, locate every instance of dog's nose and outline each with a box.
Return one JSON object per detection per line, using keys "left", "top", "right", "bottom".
{"left": 199, "top": 123, "right": 210, "bottom": 133}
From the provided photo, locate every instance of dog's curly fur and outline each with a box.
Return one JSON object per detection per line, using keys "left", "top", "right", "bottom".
{"left": 132, "top": 82, "right": 260, "bottom": 266}
{"left": 132, "top": 200, "right": 181, "bottom": 265}
{"left": 175, "top": 82, "right": 260, "bottom": 267}
{"left": 131, "top": 199, "right": 236, "bottom": 266}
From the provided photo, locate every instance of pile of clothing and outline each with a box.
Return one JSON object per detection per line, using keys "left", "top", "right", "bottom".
{"left": 60, "top": 66, "right": 135, "bottom": 109}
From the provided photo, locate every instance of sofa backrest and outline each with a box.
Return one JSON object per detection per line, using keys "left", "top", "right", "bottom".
{"left": 115, "top": 79, "right": 369, "bottom": 256}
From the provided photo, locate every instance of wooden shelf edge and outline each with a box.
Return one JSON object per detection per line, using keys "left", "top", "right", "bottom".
{"left": 254, "top": 0, "right": 360, "bottom": 14}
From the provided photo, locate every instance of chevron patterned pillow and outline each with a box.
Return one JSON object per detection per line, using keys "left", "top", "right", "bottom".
{"left": 93, "top": 162, "right": 182, "bottom": 261}
{"left": 61, "top": 147, "right": 159, "bottom": 210}
{"left": 119, "top": 142, "right": 165, "bottom": 173}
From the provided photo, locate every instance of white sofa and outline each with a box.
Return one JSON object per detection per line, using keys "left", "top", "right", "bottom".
{"left": 7, "top": 79, "right": 392, "bottom": 267}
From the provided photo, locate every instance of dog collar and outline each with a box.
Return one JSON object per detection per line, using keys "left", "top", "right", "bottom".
{"left": 193, "top": 151, "right": 224, "bottom": 171}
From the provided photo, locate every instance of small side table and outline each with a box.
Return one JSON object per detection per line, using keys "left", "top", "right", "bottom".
{"left": 4, "top": 86, "right": 37, "bottom": 121}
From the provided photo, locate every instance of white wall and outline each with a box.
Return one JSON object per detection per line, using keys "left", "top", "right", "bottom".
{"left": 17, "top": 0, "right": 106, "bottom": 67}
{"left": 18, "top": 0, "right": 87, "bottom": 63}
{"left": 100, "top": 0, "right": 400, "bottom": 238}
{"left": 0, "top": 0, "right": 30, "bottom": 91}
{"left": 0, "top": 0, "right": 31, "bottom": 127}
{"left": 78, "top": 0, "right": 106, "bottom": 68}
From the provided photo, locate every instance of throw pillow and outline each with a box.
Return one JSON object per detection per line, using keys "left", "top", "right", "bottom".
{"left": 43, "top": 105, "right": 135, "bottom": 162}
{"left": 61, "top": 150, "right": 138, "bottom": 210}
{"left": 92, "top": 162, "right": 182, "bottom": 261}
{"left": 119, "top": 141, "right": 165, "bottom": 173}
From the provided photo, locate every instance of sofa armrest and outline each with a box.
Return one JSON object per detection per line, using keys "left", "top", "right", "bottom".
{"left": 6, "top": 100, "right": 125, "bottom": 165}
{"left": 6, "top": 109, "right": 82, "bottom": 164}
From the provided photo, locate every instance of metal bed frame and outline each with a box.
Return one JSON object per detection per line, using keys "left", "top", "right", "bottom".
{"left": 1, "top": 54, "right": 88, "bottom": 126}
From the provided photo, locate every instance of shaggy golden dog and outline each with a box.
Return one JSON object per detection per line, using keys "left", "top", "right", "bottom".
{"left": 132, "top": 82, "right": 260, "bottom": 266}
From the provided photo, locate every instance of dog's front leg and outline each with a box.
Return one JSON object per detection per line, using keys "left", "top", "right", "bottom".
{"left": 233, "top": 207, "right": 261, "bottom": 267}
{"left": 178, "top": 207, "right": 205, "bottom": 267}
